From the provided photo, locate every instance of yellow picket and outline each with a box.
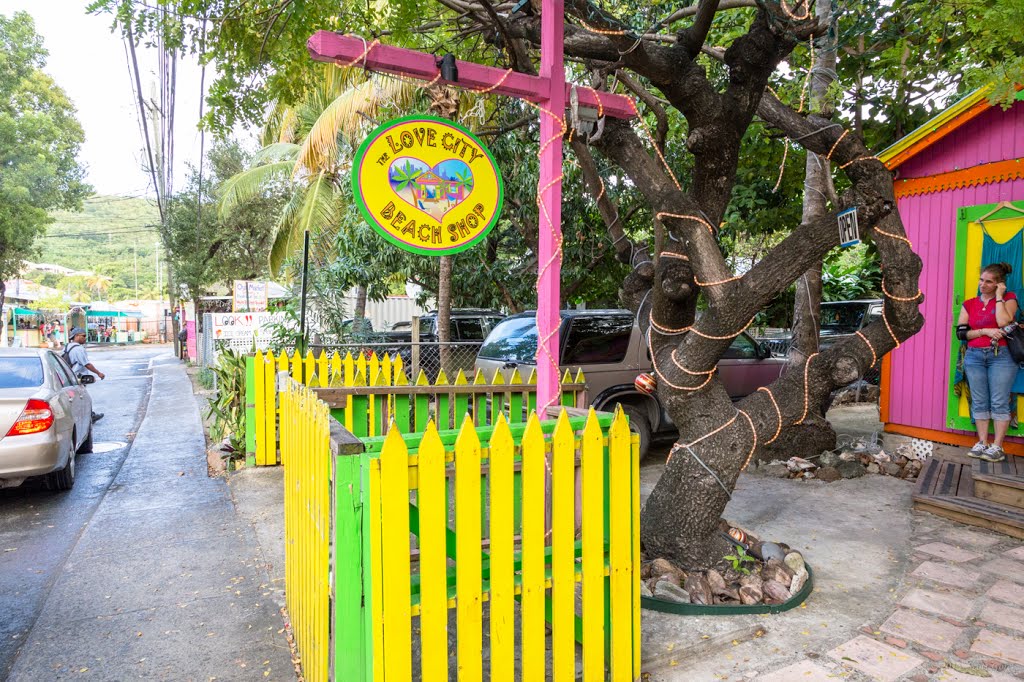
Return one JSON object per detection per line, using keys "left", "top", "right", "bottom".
{"left": 368, "top": 353, "right": 380, "bottom": 387}
{"left": 291, "top": 349, "right": 302, "bottom": 382}
{"left": 368, "top": 447, "right": 385, "bottom": 682}
{"left": 254, "top": 350, "right": 266, "bottom": 466}
{"left": 519, "top": 414, "right": 546, "bottom": 682}
{"left": 343, "top": 352, "right": 355, "bottom": 431}
{"left": 417, "top": 422, "right": 449, "bottom": 681}
{"left": 262, "top": 351, "right": 277, "bottom": 466}
{"left": 379, "top": 426, "right": 412, "bottom": 678}
{"left": 455, "top": 415, "right": 483, "bottom": 682}
{"left": 317, "top": 350, "right": 329, "bottom": 388}
{"left": 279, "top": 380, "right": 331, "bottom": 682}
{"left": 551, "top": 411, "right": 575, "bottom": 681}
{"left": 392, "top": 353, "right": 405, "bottom": 382}
{"left": 330, "top": 351, "right": 341, "bottom": 380}
{"left": 381, "top": 354, "right": 393, "bottom": 386}
{"left": 631, "top": 420, "right": 642, "bottom": 681}
{"left": 487, "top": 414, "right": 515, "bottom": 679}
{"left": 608, "top": 406, "right": 633, "bottom": 680}
{"left": 581, "top": 408, "right": 606, "bottom": 681}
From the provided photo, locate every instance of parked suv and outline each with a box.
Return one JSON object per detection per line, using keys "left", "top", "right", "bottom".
{"left": 384, "top": 309, "right": 506, "bottom": 379}
{"left": 475, "top": 309, "right": 786, "bottom": 459}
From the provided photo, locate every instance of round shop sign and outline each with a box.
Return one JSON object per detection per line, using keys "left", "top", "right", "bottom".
{"left": 352, "top": 115, "right": 504, "bottom": 256}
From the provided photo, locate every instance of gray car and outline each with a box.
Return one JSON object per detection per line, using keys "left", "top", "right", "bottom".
{"left": 475, "top": 310, "right": 787, "bottom": 459}
{"left": 0, "top": 348, "right": 94, "bottom": 490}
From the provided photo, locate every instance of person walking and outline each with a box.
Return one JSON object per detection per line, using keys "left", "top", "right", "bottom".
{"left": 957, "top": 262, "right": 1019, "bottom": 463}
{"left": 65, "top": 327, "right": 106, "bottom": 423}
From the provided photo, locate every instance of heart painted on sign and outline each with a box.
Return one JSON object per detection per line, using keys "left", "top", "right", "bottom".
{"left": 388, "top": 156, "right": 474, "bottom": 221}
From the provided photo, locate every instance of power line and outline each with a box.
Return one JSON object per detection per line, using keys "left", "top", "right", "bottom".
{"left": 41, "top": 228, "right": 162, "bottom": 238}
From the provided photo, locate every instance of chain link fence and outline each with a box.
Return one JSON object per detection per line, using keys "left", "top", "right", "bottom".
{"left": 310, "top": 341, "right": 485, "bottom": 382}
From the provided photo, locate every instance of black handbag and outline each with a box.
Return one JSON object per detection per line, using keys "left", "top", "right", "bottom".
{"left": 1004, "top": 324, "right": 1024, "bottom": 365}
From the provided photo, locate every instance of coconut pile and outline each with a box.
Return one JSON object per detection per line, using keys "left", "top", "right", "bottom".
{"left": 640, "top": 526, "right": 809, "bottom": 607}
{"left": 759, "top": 440, "right": 924, "bottom": 482}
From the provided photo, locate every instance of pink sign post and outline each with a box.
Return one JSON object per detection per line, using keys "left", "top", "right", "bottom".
{"left": 307, "top": 7, "right": 636, "bottom": 407}
{"left": 535, "top": 0, "right": 566, "bottom": 411}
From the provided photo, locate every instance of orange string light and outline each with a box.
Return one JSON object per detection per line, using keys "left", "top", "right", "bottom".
{"left": 694, "top": 274, "right": 742, "bottom": 287}
{"left": 826, "top": 129, "right": 849, "bottom": 160}
{"left": 656, "top": 212, "right": 716, "bottom": 235}
{"left": 881, "top": 279, "right": 923, "bottom": 302}
{"left": 576, "top": 18, "right": 629, "bottom": 36}
{"left": 737, "top": 408, "right": 758, "bottom": 470}
{"left": 337, "top": 38, "right": 380, "bottom": 68}
{"left": 797, "top": 35, "right": 814, "bottom": 114}
{"left": 772, "top": 139, "right": 790, "bottom": 193}
{"left": 688, "top": 316, "right": 756, "bottom": 340}
{"left": 473, "top": 68, "right": 514, "bottom": 94}
{"left": 838, "top": 155, "right": 880, "bottom": 170}
{"left": 855, "top": 331, "right": 877, "bottom": 367}
{"left": 628, "top": 99, "right": 682, "bottom": 191}
{"left": 795, "top": 352, "right": 818, "bottom": 424}
{"left": 756, "top": 386, "right": 782, "bottom": 444}
{"left": 873, "top": 226, "right": 913, "bottom": 247}
{"left": 671, "top": 348, "right": 715, "bottom": 376}
{"left": 683, "top": 413, "right": 738, "bottom": 448}
{"left": 883, "top": 307, "right": 901, "bottom": 349}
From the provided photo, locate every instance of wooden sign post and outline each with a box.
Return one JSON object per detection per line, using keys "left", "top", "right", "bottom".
{"left": 308, "top": 8, "right": 637, "bottom": 408}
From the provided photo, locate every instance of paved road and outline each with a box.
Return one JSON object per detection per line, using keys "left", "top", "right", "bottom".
{"left": 0, "top": 346, "right": 164, "bottom": 678}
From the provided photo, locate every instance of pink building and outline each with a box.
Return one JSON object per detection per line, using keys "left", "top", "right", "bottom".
{"left": 879, "top": 87, "right": 1024, "bottom": 458}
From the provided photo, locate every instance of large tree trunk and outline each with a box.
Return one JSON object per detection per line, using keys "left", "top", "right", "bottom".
{"left": 352, "top": 284, "right": 369, "bottom": 335}
{"left": 774, "top": 0, "right": 838, "bottom": 459}
{"left": 472, "top": 0, "right": 924, "bottom": 569}
{"left": 437, "top": 256, "right": 453, "bottom": 375}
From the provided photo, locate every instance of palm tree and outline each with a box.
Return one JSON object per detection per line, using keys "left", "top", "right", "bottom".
{"left": 218, "top": 68, "right": 417, "bottom": 275}
{"left": 85, "top": 274, "right": 112, "bottom": 298}
{"left": 391, "top": 160, "right": 422, "bottom": 192}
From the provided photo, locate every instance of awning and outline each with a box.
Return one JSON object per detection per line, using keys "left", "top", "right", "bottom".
{"left": 12, "top": 307, "right": 40, "bottom": 316}
{"left": 86, "top": 310, "right": 143, "bottom": 318}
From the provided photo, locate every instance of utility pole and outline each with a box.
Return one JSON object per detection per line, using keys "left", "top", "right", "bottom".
{"left": 134, "top": 243, "right": 139, "bottom": 300}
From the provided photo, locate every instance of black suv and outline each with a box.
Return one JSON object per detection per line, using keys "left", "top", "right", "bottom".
{"left": 384, "top": 309, "right": 505, "bottom": 379}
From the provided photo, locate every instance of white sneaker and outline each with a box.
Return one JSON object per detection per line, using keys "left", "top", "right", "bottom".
{"left": 968, "top": 441, "right": 989, "bottom": 458}
{"left": 981, "top": 445, "right": 1006, "bottom": 463}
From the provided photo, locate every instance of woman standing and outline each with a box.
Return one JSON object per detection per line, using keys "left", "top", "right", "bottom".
{"left": 957, "top": 262, "right": 1019, "bottom": 462}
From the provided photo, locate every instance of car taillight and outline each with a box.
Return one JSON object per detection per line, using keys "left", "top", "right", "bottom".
{"left": 6, "top": 399, "right": 54, "bottom": 436}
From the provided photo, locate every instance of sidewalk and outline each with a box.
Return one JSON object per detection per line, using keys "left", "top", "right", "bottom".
{"left": 7, "top": 359, "right": 294, "bottom": 681}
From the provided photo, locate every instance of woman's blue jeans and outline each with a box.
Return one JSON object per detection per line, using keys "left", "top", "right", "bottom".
{"left": 964, "top": 346, "right": 1018, "bottom": 421}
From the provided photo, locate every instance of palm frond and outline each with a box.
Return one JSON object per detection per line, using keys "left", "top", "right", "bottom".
{"left": 218, "top": 160, "right": 295, "bottom": 220}
{"left": 269, "top": 172, "right": 341, "bottom": 275}
{"left": 296, "top": 77, "right": 416, "bottom": 175}
{"left": 252, "top": 142, "right": 301, "bottom": 165}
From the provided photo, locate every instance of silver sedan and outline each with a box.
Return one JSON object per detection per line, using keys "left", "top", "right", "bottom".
{"left": 0, "top": 348, "right": 94, "bottom": 490}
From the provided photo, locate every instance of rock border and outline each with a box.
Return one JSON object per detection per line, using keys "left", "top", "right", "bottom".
{"left": 640, "top": 565, "right": 814, "bottom": 616}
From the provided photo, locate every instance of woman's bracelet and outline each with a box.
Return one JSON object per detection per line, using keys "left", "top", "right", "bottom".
{"left": 997, "top": 299, "right": 1005, "bottom": 303}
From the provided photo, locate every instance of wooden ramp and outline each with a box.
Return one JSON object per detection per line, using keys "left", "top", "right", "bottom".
{"left": 912, "top": 454, "right": 1024, "bottom": 539}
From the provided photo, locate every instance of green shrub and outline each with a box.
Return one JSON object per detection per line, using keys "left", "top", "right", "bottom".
{"left": 205, "top": 349, "right": 247, "bottom": 454}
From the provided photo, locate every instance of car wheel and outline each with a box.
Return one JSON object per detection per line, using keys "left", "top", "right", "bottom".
{"left": 77, "top": 423, "right": 94, "bottom": 454}
{"left": 47, "top": 440, "right": 76, "bottom": 491}
{"left": 619, "top": 403, "right": 652, "bottom": 463}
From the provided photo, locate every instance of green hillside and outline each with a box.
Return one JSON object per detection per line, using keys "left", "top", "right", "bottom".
{"left": 33, "top": 195, "right": 162, "bottom": 302}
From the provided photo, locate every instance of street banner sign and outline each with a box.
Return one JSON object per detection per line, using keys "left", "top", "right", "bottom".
{"left": 352, "top": 115, "right": 504, "bottom": 256}
{"left": 233, "top": 280, "right": 269, "bottom": 312}
{"left": 838, "top": 207, "right": 860, "bottom": 247}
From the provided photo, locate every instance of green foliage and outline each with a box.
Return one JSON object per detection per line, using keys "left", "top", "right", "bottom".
{"left": 822, "top": 243, "right": 882, "bottom": 302}
{"left": 197, "top": 367, "right": 215, "bottom": 390}
{"left": 205, "top": 348, "right": 246, "bottom": 453}
{"left": 0, "top": 11, "right": 90, "bottom": 297}
{"left": 37, "top": 196, "right": 161, "bottom": 301}
{"left": 724, "top": 545, "right": 756, "bottom": 575}
{"left": 163, "top": 140, "right": 284, "bottom": 300}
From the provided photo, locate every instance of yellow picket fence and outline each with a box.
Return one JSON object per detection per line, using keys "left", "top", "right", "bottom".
{"left": 278, "top": 379, "right": 331, "bottom": 682}
{"left": 361, "top": 408, "right": 642, "bottom": 680}
{"left": 249, "top": 349, "right": 407, "bottom": 466}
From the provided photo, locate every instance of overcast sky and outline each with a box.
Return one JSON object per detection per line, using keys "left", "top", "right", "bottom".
{"left": 5, "top": 0, "right": 216, "bottom": 198}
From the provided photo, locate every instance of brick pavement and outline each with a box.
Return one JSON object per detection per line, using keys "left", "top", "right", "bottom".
{"left": 758, "top": 513, "right": 1024, "bottom": 681}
